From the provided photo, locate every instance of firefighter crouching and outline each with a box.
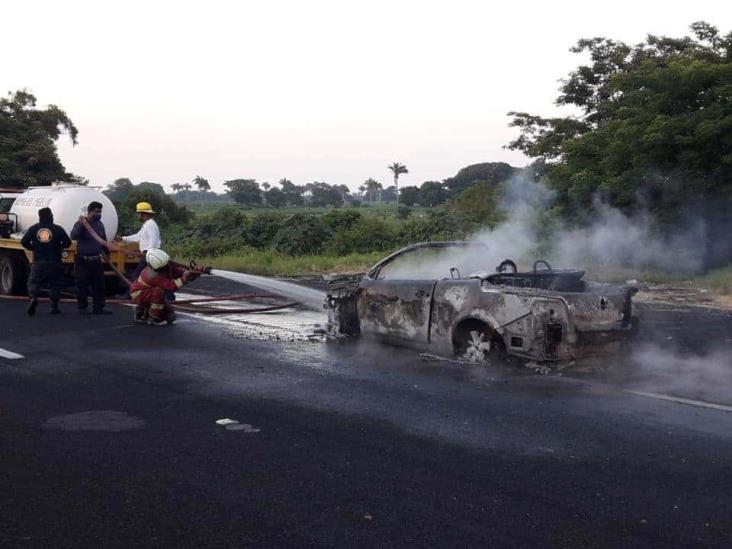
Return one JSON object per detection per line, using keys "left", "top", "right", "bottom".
{"left": 129, "top": 248, "right": 200, "bottom": 325}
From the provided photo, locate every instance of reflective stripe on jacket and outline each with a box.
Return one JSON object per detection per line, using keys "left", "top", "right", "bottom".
{"left": 129, "top": 264, "right": 186, "bottom": 293}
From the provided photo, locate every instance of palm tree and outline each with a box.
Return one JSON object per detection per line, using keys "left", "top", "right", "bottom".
{"left": 262, "top": 182, "right": 271, "bottom": 191}
{"left": 180, "top": 183, "right": 192, "bottom": 203}
{"left": 193, "top": 175, "right": 210, "bottom": 192}
{"left": 388, "top": 162, "right": 408, "bottom": 210}
{"left": 363, "top": 178, "right": 382, "bottom": 204}
{"left": 171, "top": 183, "right": 182, "bottom": 193}
{"left": 193, "top": 176, "right": 211, "bottom": 208}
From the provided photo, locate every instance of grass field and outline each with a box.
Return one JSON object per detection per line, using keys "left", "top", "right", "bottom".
{"left": 188, "top": 249, "right": 387, "bottom": 277}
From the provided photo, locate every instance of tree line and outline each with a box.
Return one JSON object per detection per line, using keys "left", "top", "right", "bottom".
{"left": 3, "top": 21, "right": 731, "bottom": 264}
{"left": 161, "top": 161, "right": 516, "bottom": 210}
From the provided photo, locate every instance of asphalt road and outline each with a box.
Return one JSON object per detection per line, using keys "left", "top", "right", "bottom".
{"left": 1, "top": 282, "right": 732, "bottom": 548}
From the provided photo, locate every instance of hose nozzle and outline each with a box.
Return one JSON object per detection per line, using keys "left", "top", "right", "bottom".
{"left": 189, "top": 260, "right": 212, "bottom": 274}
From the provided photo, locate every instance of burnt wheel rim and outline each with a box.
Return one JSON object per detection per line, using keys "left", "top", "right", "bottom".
{"left": 462, "top": 330, "right": 492, "bottom": 362}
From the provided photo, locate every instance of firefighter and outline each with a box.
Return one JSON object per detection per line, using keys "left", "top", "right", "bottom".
{"left": 115, "top": 201, "right": 161, "bottom": 281}
{"left": 20, "top": 207, "right": 72, "bottom": 315}
{"left": 129, "top": 248, "right": 198, "bottom": 325}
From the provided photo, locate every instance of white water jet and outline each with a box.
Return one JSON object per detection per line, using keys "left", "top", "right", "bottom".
{"left": 210, "top": 269, "right": 327, "bottom": 311}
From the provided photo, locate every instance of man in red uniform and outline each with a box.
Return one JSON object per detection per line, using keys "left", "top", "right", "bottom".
{"left": 129, "top": 248, "right": 198, "bottom": 325}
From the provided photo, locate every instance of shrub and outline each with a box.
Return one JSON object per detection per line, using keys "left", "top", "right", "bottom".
{"left": 398, "top": 209, "right": 475, "bottom": 243}
{"left": 247, "top": 212, "right": 288, "bottom": 248}
{"left": 271, "top": 213, "right": 331, "bottom": 255}
{"left": 322, "top": 209, "right": 362, "bottom": 231}
{"left": 330, "top": 216, "right": 396, "bottom": 255}
{"left": 165, "top": 205, "right": 251, "bottom": 258}
{"left": 397, "top": 205, "right": 412, "bottom": 219}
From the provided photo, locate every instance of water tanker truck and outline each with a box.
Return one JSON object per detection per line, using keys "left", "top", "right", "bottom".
{"left": 0, "top": 184, "right": 139, "bottom": 295}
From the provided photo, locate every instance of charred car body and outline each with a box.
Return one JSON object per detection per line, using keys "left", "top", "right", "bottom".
{"left": 326, "top": 242, "right": 638, "bottom": 363}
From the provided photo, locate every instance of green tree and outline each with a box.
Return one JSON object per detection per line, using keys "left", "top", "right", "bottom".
{"left": 193, "top": 176, "right": 210, "bottom": 192}
{"left": 0, "top": 90, "right": 79, "bottom": 187}
{"left": 382, "top": 185, "right": 397, "bottom": 203}
{"left": 279, "top": 178, "right": 304, "bottom": 206}
{"left": 105, "top": 178, "right": 135, "bottom": 202}
{"left": 419, "top": 181, "right": 448, "bottom": 207}
{"left": 507, "top": 21, "right": 732, "bottom": 222}
{"left": 388, "top": 162, "right": 409, "bottom": 209}
{"left": 224, "top": 179, "right": 262, "bottom": 207}
{"left": 264, "top": 187, "right": 286, "bottom": 208}
{"left": 193, "top": 176, "right": 210, "bottom": 208}
{"left": 363, "top": 178, "right": 382, "bottom": 203}
{"left": 443, "top": 162, "right": 518, "bottom": 196}
{"left": 399, "top": 185, "right": 420, "bottom": 207}
{"left": 308, "top": 182, "right": 344, "bottom": 207}
{"left": 104, "top": 179, "right": 191, "bottom": 233}
{"left": 448, "top": 181, "right": 504, "bottom": 226}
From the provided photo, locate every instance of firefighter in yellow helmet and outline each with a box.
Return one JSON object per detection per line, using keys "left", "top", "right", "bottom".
{"left": 115, "top": 201, "right": 162, "bottom": 283}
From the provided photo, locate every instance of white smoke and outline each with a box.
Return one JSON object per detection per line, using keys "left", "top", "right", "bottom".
{"left": 378, "top": 174, "right": 707, "bottom": 280}
{"left": 470, "top": 175, "right": 707, "bottom": 276}
{"left": 629, "top": 343, "right": 732, "bottom": 403}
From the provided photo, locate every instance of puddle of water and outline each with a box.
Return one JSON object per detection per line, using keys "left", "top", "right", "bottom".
{"left": 177, "top": 292, "right": 327, "bottom": 342}
{"left": 187, "top": 308, "right": 326, "bottom": 342}
{"left": 43, "top": 410, "right": 145, "bottom": 432}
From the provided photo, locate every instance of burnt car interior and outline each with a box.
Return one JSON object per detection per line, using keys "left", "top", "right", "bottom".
{"left": 369, "top": 242, "right": 587, "bottom": 292}
{"left": 483, "top": 259, "right": 587, "bottom": 292}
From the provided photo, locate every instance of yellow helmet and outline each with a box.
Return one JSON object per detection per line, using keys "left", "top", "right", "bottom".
{"left": 136, "top": 202, "right": 155, "bottom": 214}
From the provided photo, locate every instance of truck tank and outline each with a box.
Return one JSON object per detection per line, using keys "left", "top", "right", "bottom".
{"left": 9, "top": 184, "right": 118, "bottom": 237}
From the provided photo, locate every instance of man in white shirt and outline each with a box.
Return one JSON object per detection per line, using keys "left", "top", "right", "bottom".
{"left": 115, "top": 201, "right": 162, "bottom": 281}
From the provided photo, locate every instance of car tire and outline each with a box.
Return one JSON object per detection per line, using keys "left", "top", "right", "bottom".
{"left": 0, "top": 253, "right": 29, "bottom": 296}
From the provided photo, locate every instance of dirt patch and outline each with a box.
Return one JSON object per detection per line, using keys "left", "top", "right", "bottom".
{"left": 635, "top": 284, "right": 732, "bottom": 312}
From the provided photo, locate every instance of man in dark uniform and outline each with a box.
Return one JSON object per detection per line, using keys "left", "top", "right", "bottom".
{"left": 70, "top": 201, "right": 112, "bottom": 315}
{"left": 20, "top": 207, "right": 72, "bottom": 315}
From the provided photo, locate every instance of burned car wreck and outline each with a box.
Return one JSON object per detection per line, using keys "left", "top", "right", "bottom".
{"left": 326, "top": 242, "right": 638, "bottom": 363}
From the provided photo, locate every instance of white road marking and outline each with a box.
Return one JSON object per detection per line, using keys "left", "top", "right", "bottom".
{"left": 625, "top": 390, "right": 732, "bottom": 413}
{"left": 0, "top": 347, "right": 24, "bottom": 360}
{"left": 215, "top": 418, "right": 260, "bottom": 432}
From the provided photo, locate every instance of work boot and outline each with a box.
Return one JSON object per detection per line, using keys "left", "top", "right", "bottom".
{"left": 50, "top": 303, "right": 61, "bottom": 315}
{"left": 147, "top": 318, "right": 168, "bottom": 326}
{"left": 166, "top": 310, "right": 177, "bottom": 325}
{"left": 27, "top": 298, "right": 38, "bottom": 316}
{"left": 134, "top": 306, "right": 146, "bottom": 323}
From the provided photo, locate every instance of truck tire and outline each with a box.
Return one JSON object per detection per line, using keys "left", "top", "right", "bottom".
{"left": 0, "top": 253, "right": 29, "bottom": 296}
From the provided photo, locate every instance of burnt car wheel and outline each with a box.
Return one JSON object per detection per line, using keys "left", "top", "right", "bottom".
{"left": 453, "top": 320, "right": 506, "bottom": 364}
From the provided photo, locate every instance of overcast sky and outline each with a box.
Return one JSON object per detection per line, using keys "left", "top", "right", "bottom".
{"left": 3, "top": 0, "right": 730, "bottom": 192}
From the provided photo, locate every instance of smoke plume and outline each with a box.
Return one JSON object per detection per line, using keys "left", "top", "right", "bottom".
{"left": 468, "top": 175, "right": 708, "bottom": 276}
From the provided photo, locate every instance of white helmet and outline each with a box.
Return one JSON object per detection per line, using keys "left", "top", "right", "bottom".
{"left": 146, "top": 248, "right": 170, "bottom": 270}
